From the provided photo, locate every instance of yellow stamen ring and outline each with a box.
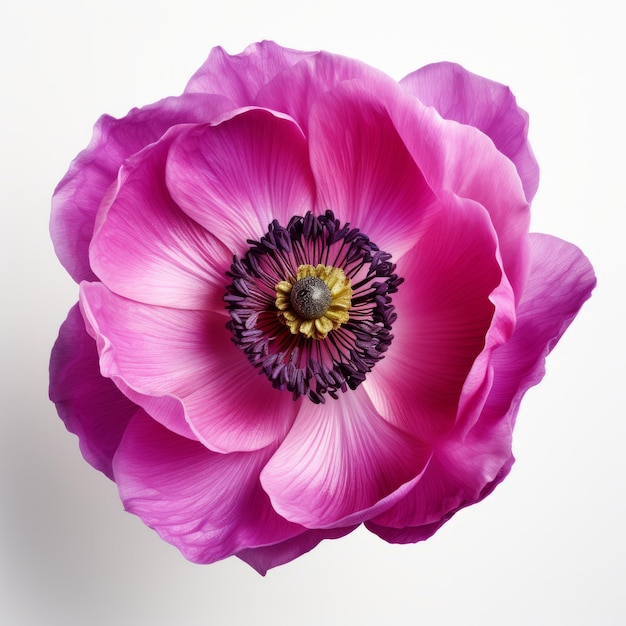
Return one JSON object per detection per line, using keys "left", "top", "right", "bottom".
{"left": 275, "top": 264, "right": 352, "bottom": 339}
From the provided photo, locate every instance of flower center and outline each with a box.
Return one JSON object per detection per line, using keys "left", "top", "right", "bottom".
{"left": 275, "top": 264, "right": 352, "bottom": 340}
{"left": 224, "top": 211, "right": 402, "bottom": 403}
{"left": 290, "top": 276, "right": 332, "bottom": 320}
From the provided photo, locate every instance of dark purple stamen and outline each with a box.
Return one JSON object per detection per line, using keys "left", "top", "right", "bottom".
{"left": 224, "top": 210, "right": 403, "bottom": 403}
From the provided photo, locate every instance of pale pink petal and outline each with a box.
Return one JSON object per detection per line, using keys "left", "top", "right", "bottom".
{"left": 51, "top": 93, "right": 234, "bottom": 283}
{"left": 185, "top": 41, "right": 315, "bottom": 103}
{"left": 383, "top": 83, "right": 530, "bottom": 297}
{"left": 166, "top": 108, "right": 316, "bottom": 256}
{"left": 261, "top": 387, "right": 432, "bottom": 528}
{"left": 49, "top": 304, "right": 138, "bottom": 479}
{"left": 401, "top": 63, "right": 539, "bottom": 202}
{"left": 113, "top": 413, "right": 304, "bottom": 565}
{"left": 90, "top": 128, "right": 232, "bottom": 311}
{"left": 79, "top": 282, "right": 299, "bottom": 452}
{"left": 364, "top": 196, "right": 513, "bottom": 442}
{"left": 255, "top": 50, "right": 395, "bottom": 134}
{"left": 308, "top": 82, "right": 441, "bottom": 258}
{"left": 366, "top": 233, "right": 595, "bottom": 540}
{"left": 237, "top": 525, "right": 358, "bottom": 575}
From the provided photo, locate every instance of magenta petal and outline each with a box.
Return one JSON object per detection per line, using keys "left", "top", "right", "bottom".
{"left": 366, "top": 232, "right": 595, "bottom": 540}
{"left": 261, "top": 387, "right": 432, "bottom": 528}
{"left": 79, "top": 282, "right": 299, "bottom": 452}
{"left": 482, "top": 233, "right": 596, "bottom": 421}
{"left": 401, "top": 63, "right": 539, "bottom": 202}
{"left": 364, "top": 196, "right": 512, "bottom": 442}
{"left": 384, "top": 85, "right": 530, "bottom": 297}
{"left": 185, "top": 41, "right": 315, "bottom": 104}
{"left": 113, "top": 412, "right": 304, "bottom": 565}
{"left": 49, "top": 304, "right": 137, "bottom": 479}
{"left": 166, "top": 108, "right": 316, "bottom": 256}
{"left": 237, "top": 525, "right": 358, "bottom": 575}
{"left": 255, "top": 50, "right": 395, "bottom": 134}
{"left": 367, "top": 404, "right": 515, "bottom": 536}
{"left": 367, "top": 457, "right": 514, "bottom": 544}
{"left": 51, "top": 93, "right": 234, "bottom": 283}
{"left": 309, "top": 82, "right": 440, "bottom": 258}
{"left": 90, "top": 128, "right": 232, "bottom": 311}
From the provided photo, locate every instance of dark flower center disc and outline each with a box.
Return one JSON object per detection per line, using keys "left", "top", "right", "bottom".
{"left": 224, "top": 211, "right": 403, "bottom": 403}
{"left": 290, "top": 276, "right": 332, "bottom": 319}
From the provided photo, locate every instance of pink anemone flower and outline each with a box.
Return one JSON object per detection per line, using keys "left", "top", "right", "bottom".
{"left": 50, "top": 41, "right": 595, "bottom": 574}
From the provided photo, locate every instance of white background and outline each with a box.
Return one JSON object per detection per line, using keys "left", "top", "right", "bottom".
{"left": 1, "top": 0, "right": 623, "bottom": 624}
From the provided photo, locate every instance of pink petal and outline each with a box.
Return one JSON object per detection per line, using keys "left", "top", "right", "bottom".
{"left": 166, "top": 108, "right": 316, "bottom": 256}
{"left": 49, "top": 304, "right": 138, "bottom": 479}
{"left": 384, "top": 83, "right": 531, "bottom": 298}
{"left": 261, "top": 387, "right": 432, "bottom": 528}
{"left": 482, "top": 233, "right": 596, "bottom": 422}
{"left": 401, "top": 63, "right": 539, "bottom": 202}
{"left": 255, "top": 50, "right": 395, "bottom": 135}
{"left": 90, "top": 127, "right": 232, "bottom": 311}
{"left": 367, "top": 406, "right": 515, "bottom": 537}
{"left": 367, "top": 455, "right": 514, "bottom": 544}
{"left": 237, "top": 525, "right": 358, "bottom": 575}
{"left": 113, "top": 412, "right": 304, "bottom": 565}
{"left": 308, "top": 82, "right": 441, "bottom": 258}
{"left": 51, "top": 93, "right": 234, "bottom": 283}
{"left": 364, "top": 196, "right": 513, "bottom": 442}
{"left": 79, "top": 282, "right": 299, "bottom": 452}
{"left": 185, "top": 41, "right": 316, "bottom": 103}
{"left": 366, "top": 233, "right": 595, "bottom": 541}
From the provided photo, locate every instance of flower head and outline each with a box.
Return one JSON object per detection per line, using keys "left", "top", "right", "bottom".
{"left": 50, "top": 41, "right": 595, "bottom": 574}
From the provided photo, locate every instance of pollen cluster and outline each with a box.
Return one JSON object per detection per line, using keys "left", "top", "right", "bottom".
{"left": 275, "top": 264, "right": 352, "bottom": 339}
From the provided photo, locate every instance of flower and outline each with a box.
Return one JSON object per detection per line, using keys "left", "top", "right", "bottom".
{"left": 50, "top": 41, "right": 596, "bottom": 574}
